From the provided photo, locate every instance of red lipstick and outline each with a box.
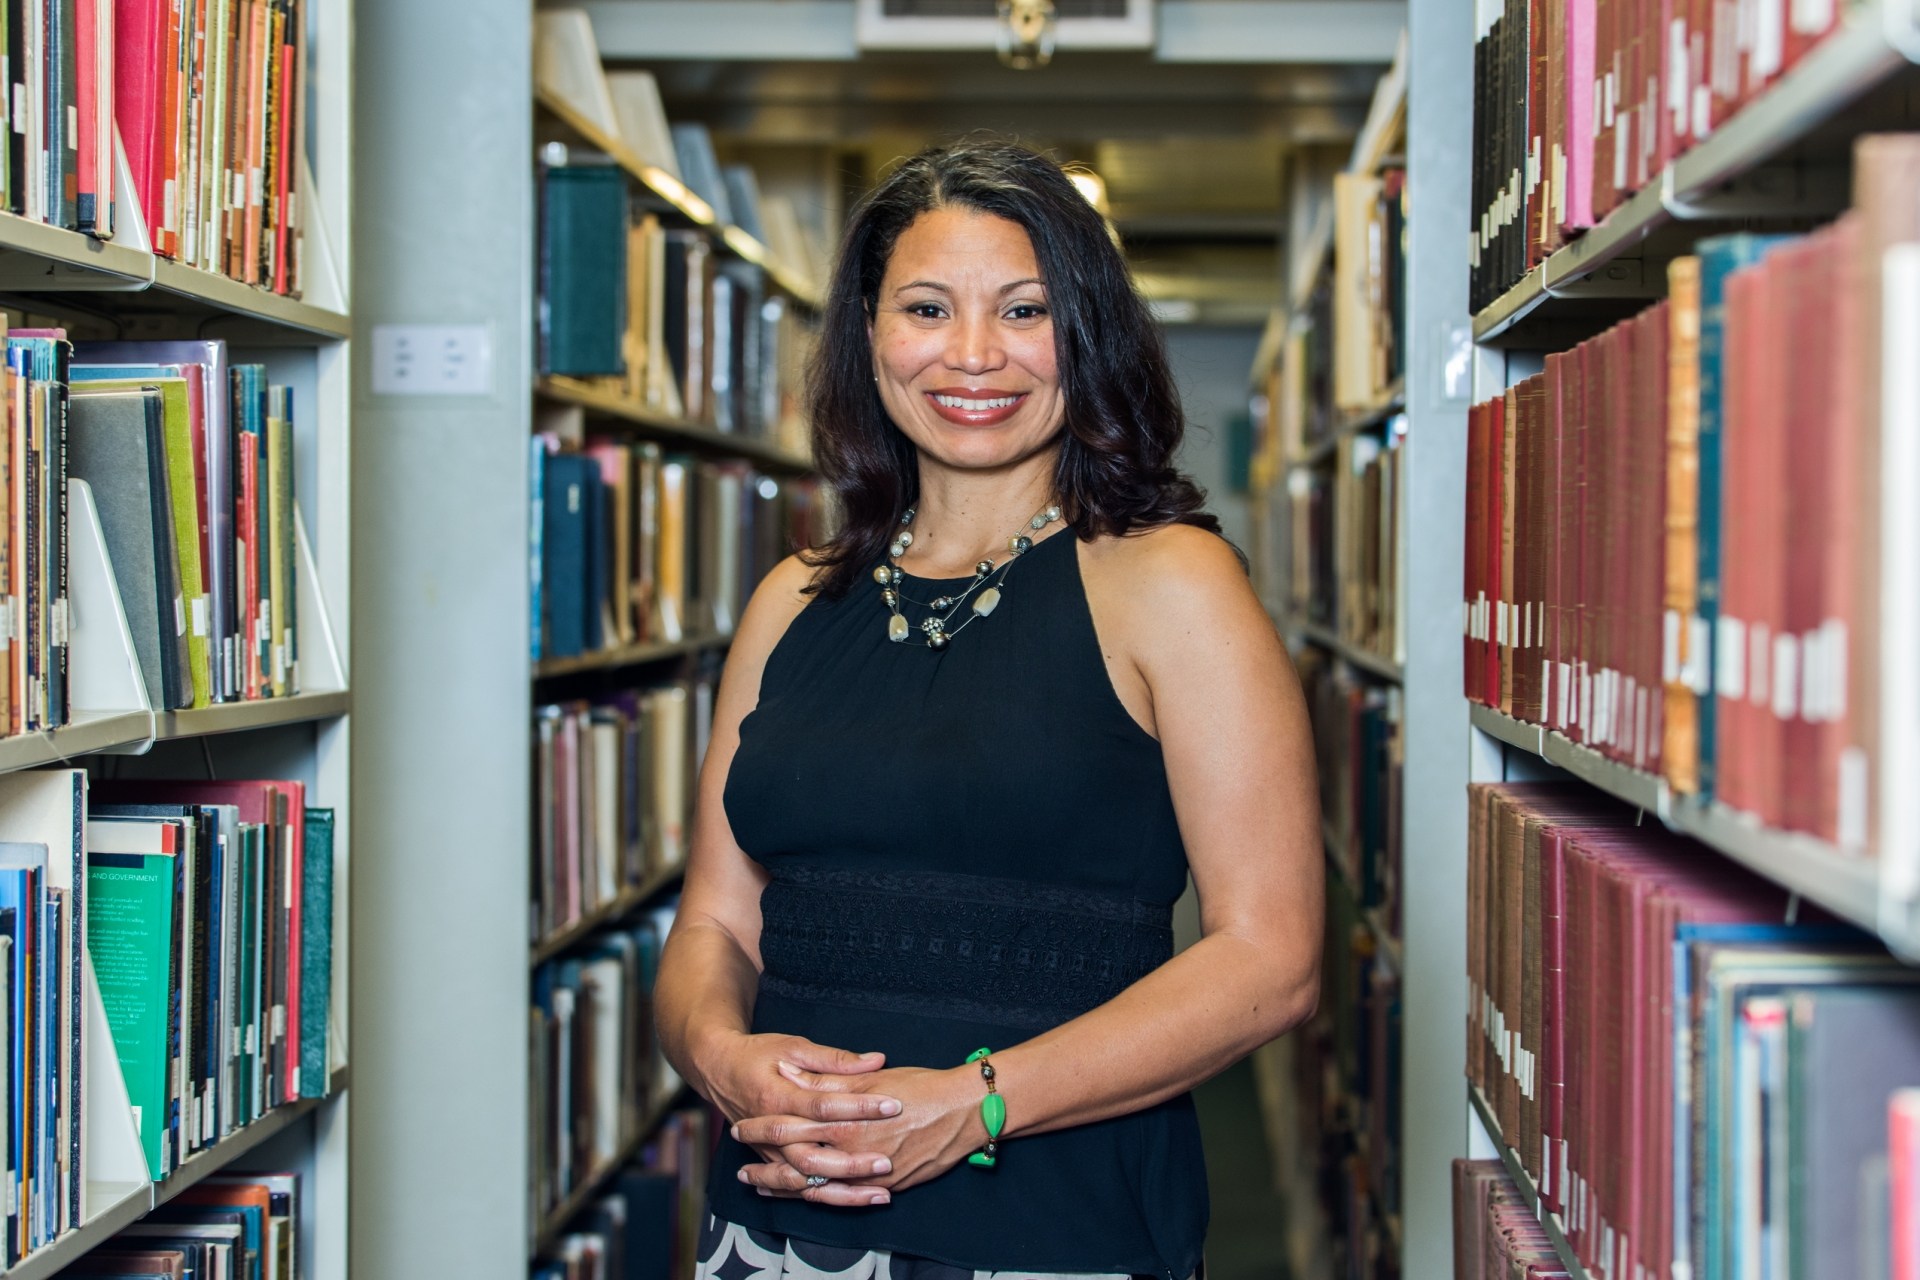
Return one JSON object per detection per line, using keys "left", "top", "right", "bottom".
{"left": 923, "top": 387, "right": 1028, "bottom": 427}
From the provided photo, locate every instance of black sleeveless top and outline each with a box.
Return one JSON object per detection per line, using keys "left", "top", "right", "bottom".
{"left": 708, "top": 529, "right": 1207, "bottom": 1279}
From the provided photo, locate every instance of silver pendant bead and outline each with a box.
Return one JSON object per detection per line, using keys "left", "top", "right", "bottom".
{"left": 928, "top": 632, "right": 949, "bottom": 650}
{"left": 900, "top": 508, "right": 916, "bottom": 525}
{"left": 1010, "top": 535, "right": 1033, "bottom": 555}
{"left": 897, "top": 530, "right": 913, "bottom": 549}
{"left": 873, "top": 565, "right": 893, "bottom": 585}
{"left": 1044, "top": 505, "right": 1061, "bottom": 522}
{"left": 976, "top": 559, "right": 994, "bottom": 577}
{"left": 888, "top": 615, "right": 910, "bottom": 643}
{"left": 882, "top": 589, "right": 898, "bottom": 607}
{"left": 1030, "top": 514, "right": 1046, "bottom": 530}
{"left": 890, "top": 541, "right": 907, "bottom": 558}
{"left": 931, "top": 596, "right": 953, "bottom": 611}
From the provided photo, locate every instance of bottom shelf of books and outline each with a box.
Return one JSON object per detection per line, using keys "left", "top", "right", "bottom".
{"left": 1465, "top": 780, "right": 1920, "bottom": 1280}
{"left": 0, "top": 766, "right": 343, "bottom": 1279}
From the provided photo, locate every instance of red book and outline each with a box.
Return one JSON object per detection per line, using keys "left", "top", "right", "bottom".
{"left": 1467, "top": 400, "right": 1487, "bottom": 703}
{"left": 114, "top": 0, "right": 169, "bottom": 248}
{"left": 1489, "top": 393, "right": 1508, "bottom": 708}
{"left": 77, "top": 0, "right": 98, "bottom": 233}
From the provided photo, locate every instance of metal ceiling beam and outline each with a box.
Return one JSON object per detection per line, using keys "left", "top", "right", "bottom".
{"left": 580, "top": 0, "right": 1404, "bottom": 64}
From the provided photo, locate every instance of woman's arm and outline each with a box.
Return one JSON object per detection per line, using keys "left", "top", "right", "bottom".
{"left": 733, "top": 526, "right": 1324, "bottom": 1191}
{"left": 653, "top": 555, "right": 907, "bottom": 1203}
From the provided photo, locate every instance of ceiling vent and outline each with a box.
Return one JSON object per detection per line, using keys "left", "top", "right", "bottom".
{"left": 854, "top": 0, "right": 1156, "bottom": 58}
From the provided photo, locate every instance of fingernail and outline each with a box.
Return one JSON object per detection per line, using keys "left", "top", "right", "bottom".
{"left": 776, "top": 1060, "right": 798, "bottom": 1074}
{"left": 880, "top": 1099, "right": 902, "bottom": 1116}
{"left": 874, "top": 1158, "right": 892, "bottom": 1174}
{"left": 757, "top": 1188, "right": 772, "bottom": 1198}
{"left": 730, "top": 1125, "right": 741, "bottom": 1142}
{"left": 736, "top": 1168, "right": 749, "bottom": 1182}
{"left": 869, "top": 1192, "right": 890, "bottom": 1205}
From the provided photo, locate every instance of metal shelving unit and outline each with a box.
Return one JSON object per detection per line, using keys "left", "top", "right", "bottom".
{"left": 530, "top": 1081, "right": 688, "bottom": 1259}
{"left": 1471, "top": 7, "right": 1920, "bottom": 345}
{"left": 1283, "top": 615, "right": 1404, "bottom": 684}
{"left": 530, "top": 865, "right": 687, "bottom": 968}
{"left": 1287, "top": 382, "right": 1406, "bottom": 468}
{"left": 537, "top": 377, "right": 814, "bottom": 474}
{"left": 533, "top": 633, "right": 727, "bottom": 681}
{"left": 1468, "top": 1085, "right": 1593, "bottom": 1280}
{"left": 1467, "top": 704, "right": 1884, "bottom": 938}
{"left": 533, "top": 85, "right": 822, "bottom": 308}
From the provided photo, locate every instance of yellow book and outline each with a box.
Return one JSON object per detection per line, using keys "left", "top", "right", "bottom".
{"left": 1664, "top": 257, "right": 1703, "bottom": 793}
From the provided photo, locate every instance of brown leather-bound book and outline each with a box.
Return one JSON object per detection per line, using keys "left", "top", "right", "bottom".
{"left": 1501, "top": 386, "right": 1519, "bottom": 714}
{"left": 1664, "top": 258, "right": 1704, "bottom": 792}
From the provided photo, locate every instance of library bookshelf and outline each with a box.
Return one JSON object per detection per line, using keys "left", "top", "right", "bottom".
{"left": 1246, "top": 35, "right": 1409, "bottom": 1280}
{"left": 1408, "top": 0, "right": 1920, "bottom": 1277}
{"left": 0, "top": 0, "right": 359, "bottom": 1277}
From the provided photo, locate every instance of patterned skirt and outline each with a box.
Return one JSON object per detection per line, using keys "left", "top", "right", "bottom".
{"left": 694, "top": 1214, "right": 1159, "bottom": 1280}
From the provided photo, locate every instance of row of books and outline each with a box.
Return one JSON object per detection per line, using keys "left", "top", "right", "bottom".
{"left": 0, "top": 768, "right": 331, "bottom": 1265}
{"left": 532, "top": 8, "right": 826, "bottom": 291}
{"left": 1468, "top": 781, "right": 1920, "bottom": 1280}
{"left": 533, "top": 675, "right": 711, "bottom": 946}
{"left": 1451, "top": 1159, "right": 1564, "bottom": 1278}
{"left": 538, "top": 160, "right": 813, "bottom": 453}
{"left": 535, "top": 1105, "right": 713, "bottom": 1280}
{"left": 1331, "top": 169, "right": 1407, "bottom": 414}
{"left": 2, "top": 329, "right": 305, "bottom": 735}
{"left": 65, "top": 1170, "right": 305, "bottom": 1280}
{"left": 1303, "top": 653, "right": 1403, "bottom": 932}
{"left": 1285, "top": 425, "right": 1404, "bottom": 663}
{"left": 531, "top": 902, "right": 679, "bottom": 1227}
{"left": 118, "top": 0, "right": 307, "bottom": 292}
{"left": 1462, "top": 134, "right": 1920, "bottom": 845}
{"left": 530, "top": 437, "right": 819, "bottom": 663}
{"left": 1468, "top": 0, "right": 1845, "bottom": 310}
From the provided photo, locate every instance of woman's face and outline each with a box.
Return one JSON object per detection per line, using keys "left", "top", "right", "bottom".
{"left": 868, "top": 206, "right": 1067, "bottom": 473}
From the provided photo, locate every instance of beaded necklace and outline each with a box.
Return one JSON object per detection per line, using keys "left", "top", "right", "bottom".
{"left": 873, "top": 502, "right": 1063, "bottom": 649}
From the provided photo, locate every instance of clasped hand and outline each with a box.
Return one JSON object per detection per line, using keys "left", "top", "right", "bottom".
{"left": 699, "top": 1031, "right": 984, "bottom": 1207}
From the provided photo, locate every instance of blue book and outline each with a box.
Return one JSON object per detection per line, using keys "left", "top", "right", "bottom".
{"left": 541, "top": 455, "right": 598, "bottom": 660}
{"left": 1693, "top": 234, "right": 1793, "bottom": 801}
{"left": 530, "top": 440, "right": 547, "bottom": 663}
{"left": 538, "top": 165, "right": 628, "bottom": 377}
{"left": 299, "top": 808, "right": 334, "bottom": 1099}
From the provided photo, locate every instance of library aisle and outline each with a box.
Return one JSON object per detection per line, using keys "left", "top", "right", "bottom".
{"left": 0, "top": 0, "right": 1788, "bottom": 1277}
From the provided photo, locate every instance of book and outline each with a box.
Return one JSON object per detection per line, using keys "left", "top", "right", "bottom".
{"left": 539, "top": 162, "right": 629, "bottom": 380}
{"left": 84, "top": 817, "right": 179, "bottom": 1179}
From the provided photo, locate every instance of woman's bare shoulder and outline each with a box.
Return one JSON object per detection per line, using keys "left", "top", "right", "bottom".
{"left": 1077, "top": 523, "right": 1273, "bottom": 668}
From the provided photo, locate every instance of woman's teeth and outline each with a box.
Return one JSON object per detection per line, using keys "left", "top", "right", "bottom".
{"left": 932, "top": 393, "right": 1021, "bottom": 410}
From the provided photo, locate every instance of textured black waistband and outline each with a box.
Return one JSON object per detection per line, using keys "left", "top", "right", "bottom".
{"left": 756, "top": 864, "right": 1175, "bottom": 1031}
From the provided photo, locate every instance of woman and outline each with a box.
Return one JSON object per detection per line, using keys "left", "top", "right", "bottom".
{"left": 655, "top": 139, "right": 1323, "bottom": 1280}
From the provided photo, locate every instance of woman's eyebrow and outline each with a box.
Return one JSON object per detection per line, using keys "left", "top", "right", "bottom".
{"left": 998, "top": 278, "right": 1046, "bottom": 294}
{"left": 893, "top": 280, "right": 951, "bottom": 295}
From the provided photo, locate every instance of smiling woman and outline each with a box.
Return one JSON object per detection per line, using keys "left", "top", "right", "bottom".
{"left": 650, "top": 138, "right": 1325, "bottom": 1280}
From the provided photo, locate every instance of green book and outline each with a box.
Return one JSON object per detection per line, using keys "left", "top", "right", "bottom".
{"left": 299, "top": 809, "right": 333, "bottom": 1098}
{"left": 85, "top": 819, "right": 181, "bottom": 1180}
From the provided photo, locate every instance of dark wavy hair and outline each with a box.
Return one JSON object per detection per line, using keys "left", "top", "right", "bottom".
{"left": 801, "top": 137, "right": 1224, "bottom": 597}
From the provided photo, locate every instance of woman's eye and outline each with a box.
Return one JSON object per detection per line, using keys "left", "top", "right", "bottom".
{"left": 907, "top": 303, "right": 946, "bottom": 319}
{"left": 1007, "top": 303, "right": 1049, "bottom": 321}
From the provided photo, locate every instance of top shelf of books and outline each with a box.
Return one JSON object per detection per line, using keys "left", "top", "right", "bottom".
{"left": 1471, "top": 1, "right": 1920, "bottom": 346}
{"left": 533, "top": 10, "right": 829, "bottom": 310}
{"left": 0, "top": 0, "right": 352, "bottom": 341}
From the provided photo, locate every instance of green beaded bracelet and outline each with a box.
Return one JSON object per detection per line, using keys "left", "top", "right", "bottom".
{"left": 965, "top": 1047, "right": 1005, "bottom": 1168}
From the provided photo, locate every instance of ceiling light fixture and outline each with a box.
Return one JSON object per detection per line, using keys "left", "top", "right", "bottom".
{"left": 997, "top": 0, "right": 1056, "bottom": 69}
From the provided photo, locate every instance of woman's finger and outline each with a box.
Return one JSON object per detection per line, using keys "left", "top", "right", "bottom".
{"left": 737, "top": 1163, "right": 892, "bottom": 1207}
{"left": 782, "top": 1041, "right": 887, "bottom": 1076}
{"left": 778, "top": 1142, "right": 893, "bottom": 1181}
{"left": 733, "top": 1114, "right": 833, "bottom": 1149}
